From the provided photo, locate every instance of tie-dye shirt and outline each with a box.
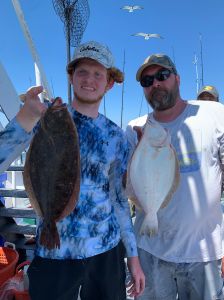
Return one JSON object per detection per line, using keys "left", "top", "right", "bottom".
{"left": 0, "top": 107, "right": 137, "bottom": 259}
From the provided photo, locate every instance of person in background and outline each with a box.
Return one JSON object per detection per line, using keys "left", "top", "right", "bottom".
{"left": 0, "top": 41, "right": 145, "bottom": 300}
{"left": 126, "top": 53, "right": 224, "bottom": 300}
{"left": 197, "top": 85, "right": 219, "bottom": 101}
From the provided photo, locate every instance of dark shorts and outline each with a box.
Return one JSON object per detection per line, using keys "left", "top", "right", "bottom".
{"left": 28, "top": 242, "right": 126, "bottom": 300}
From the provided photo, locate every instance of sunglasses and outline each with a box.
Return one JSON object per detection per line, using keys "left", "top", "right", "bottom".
{"left": 140, "top": 69, "right": 174, "bottom": 88}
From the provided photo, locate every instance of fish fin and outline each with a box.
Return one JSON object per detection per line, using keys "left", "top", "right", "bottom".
{"left": 40, "top": 220, "right": 60, "bottom": 250}
{"left": 23, "top": 142, "right": 43, "bottom": 217}
{"left": 126, "top": 160, "right": 143, "bottom": 210}
{"left": 140, "top": 212, "right": 158, "bottom": 236}
{"left": 160, "top": 147, "right": 180, "bottom": 209}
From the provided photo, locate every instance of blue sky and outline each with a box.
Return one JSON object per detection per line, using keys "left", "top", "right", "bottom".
{"left": 0, "top": 0, "right": 224, "bottom": 128}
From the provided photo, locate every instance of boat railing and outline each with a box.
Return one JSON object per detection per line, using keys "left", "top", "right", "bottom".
{"left": 0, "top": 158, "right": 36, "bottom": 261}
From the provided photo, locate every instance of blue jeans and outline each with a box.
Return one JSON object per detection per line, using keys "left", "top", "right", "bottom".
{"left": 136, "top": 248, "right": 224, "bottom": 300}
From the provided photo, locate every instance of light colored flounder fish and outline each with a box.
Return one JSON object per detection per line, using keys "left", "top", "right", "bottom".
{"left": 128, "top": 117, "right": 180, "bottom": 236}
{"left": 23, "top": 104, "right": 80, "bottom": 250}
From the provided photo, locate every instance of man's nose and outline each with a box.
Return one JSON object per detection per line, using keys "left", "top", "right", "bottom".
{"left": 83, "top": 73, "right": 94, "bottom": 81}
{"left": 152, "top": 78, "right": 160, "bottom": 87}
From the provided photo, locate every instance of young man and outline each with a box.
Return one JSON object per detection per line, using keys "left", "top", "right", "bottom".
{"left": 197, "top": 85, "right": 219, "bottom": 101}
{"left": 126, "top": 54, "right": 224, "bottom": 300}
{"left": 0, "top": 41, "right": 144, "bottom": 300}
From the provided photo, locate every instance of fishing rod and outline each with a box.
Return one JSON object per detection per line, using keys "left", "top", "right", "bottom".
{"left": 199, "top": 33, "right": 204, "bottom": 87}
{"left": 193, "top": 53, "right": 199, "bottom": 94}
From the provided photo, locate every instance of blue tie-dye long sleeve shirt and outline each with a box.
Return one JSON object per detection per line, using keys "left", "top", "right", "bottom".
{"left": 0, "top": 107, "right": 137, "bottom": 259}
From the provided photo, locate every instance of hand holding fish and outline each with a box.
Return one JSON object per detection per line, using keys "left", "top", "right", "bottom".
{"left": 133, "top": 125, "right": 143, "bottom": 142}
{"left": 52, "top": 96, "right": 63, "bottom": 106}
{"left": 126, "top": 256, "right": 145, "bottom": 297}
{"left": 16, "top": 85, "right": 47, "bottom": 132}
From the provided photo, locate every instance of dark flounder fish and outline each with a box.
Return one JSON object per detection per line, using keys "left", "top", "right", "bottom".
{"left": 23, "top": 105, "right": 80, "bottom": 250}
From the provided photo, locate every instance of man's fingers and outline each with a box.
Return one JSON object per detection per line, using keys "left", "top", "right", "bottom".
{"left": 127, "top": 276, "right": 145, "bottom": 297}
{"left": 134, "top": 278, "right": 140, "bottom": 294}
{"left": 19, "top": 94, "right": 26, "bottom": 103}
{"left": 20, "top": 86, "right": 43, "bottom": 103}
{"left": 26, "top": 85, "right": 43, "bottom": 97}
{"left": 133, "top": 126, "right": 143, "bottom": 141}
{"left": 52, "top": 97, "right": 63, "bottom": 106}
{"left": 138, "top": 278, "right": 145, "bottom": 296}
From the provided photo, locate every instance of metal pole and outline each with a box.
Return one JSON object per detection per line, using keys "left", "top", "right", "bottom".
{"left": 103, "top": 95, "right": 106, "bottom": 116}
{"left": 193, "top": 53, "right": 199, "bottom": 94}
{"left": 120, "top": 50, "right": 125, "bottom": 129}
{"left": 172, "top": 46, "right": 176, "bottom": 64}
{"left": 12, "top": 0, "right": 53, "bottom": 100}
{"left": 199, "top": 33, "right": 204, "bottom": 87}
{"left": 65, "top": 7, "right": 72, "bottom": 105}
{"left": 138, "top": 93, "right": 144, "bottom": 117}
{"left": 34, "top": 63, "right": 44, "bottom": 102}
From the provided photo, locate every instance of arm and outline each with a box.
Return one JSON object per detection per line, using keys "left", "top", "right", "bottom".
{"left": 0, "top": 86, "right": 46, "bottom": 173}
{"left": 0, "top": 118, "right": 31, "bottom": 173}
{"left": 109, "top": 135, "right": 145, "bottom": 297}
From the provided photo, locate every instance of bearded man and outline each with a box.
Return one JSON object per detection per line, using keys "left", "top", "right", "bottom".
{"left": 126, "top": 54, "right": 224, "bottom": 300}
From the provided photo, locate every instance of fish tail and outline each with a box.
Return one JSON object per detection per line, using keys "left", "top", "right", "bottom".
{"left": 40, "top": 220, "right": 60, "bottom": 250}
{"left": 140, "top": 212, "right": 158, "bottom": 236}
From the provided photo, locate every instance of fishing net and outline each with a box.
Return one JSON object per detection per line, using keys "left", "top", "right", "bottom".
{"left": 52, "top": 0, "right": 90, "bottom": 47}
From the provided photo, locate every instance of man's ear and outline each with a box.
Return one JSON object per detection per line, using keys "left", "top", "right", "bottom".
{"left": 106, "top": 79, "right": 114, "bottom": 92}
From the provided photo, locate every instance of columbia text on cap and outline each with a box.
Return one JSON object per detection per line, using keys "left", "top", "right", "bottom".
{"left": 67, "top": 41, "right": 115, "bottom": 73}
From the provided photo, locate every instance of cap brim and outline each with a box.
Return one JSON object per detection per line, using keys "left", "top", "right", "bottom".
{"left": 197, "top": 91, "right": 217, "bottom": 98}
{"left": 66, "top": 57, "right": 122, "bottom": 76}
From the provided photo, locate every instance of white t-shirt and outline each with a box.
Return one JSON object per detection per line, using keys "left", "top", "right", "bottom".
{"left": 126, "top": 100, "right": 224, "bottom": 263}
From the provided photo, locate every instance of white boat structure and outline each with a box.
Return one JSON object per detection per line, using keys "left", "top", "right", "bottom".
{"left": 0, "top": 0, "right": 49, "bottom": 255}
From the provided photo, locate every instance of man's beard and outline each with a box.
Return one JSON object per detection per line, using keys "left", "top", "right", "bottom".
{"left": 74, "top": 91, "right": 105, "bottom": 105}
{"left": 145, "top": 82, "right": 179, "bottom": 111}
